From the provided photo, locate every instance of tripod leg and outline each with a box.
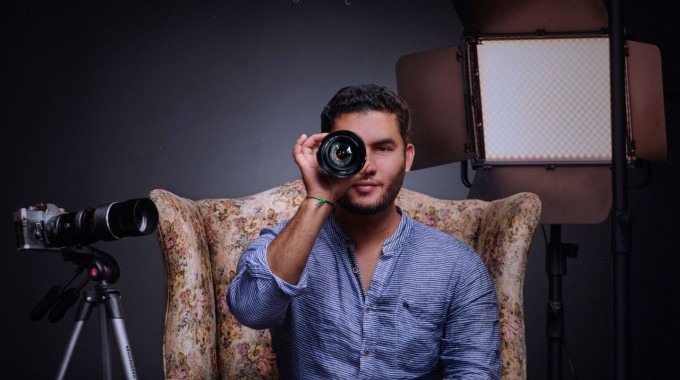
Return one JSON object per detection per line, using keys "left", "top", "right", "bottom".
{"left": 105, "top": 290, "right": 138, "bottom": 379}
{"left": 100, "top": 305, "right": 113, "bottom": 380}
{"left": 56, "top": 295, "right": 95, "bottom": 380}
{"left": 57, "top": 321, "right": 86, "bottom": 380}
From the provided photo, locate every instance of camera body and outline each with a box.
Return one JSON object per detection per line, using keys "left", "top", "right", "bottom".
{"left": 317, "top": 130, "right": 366, "bottom": 178}
{"left": 14, "top": 198, "right": 159, "bottom": 251}
{"left": 15, "top": 203, "right": 67, "bottom": 250}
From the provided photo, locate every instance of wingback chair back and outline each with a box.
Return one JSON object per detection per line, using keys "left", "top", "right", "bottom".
{"left": 149, "top": 179, "right": 541, "bottom": 379}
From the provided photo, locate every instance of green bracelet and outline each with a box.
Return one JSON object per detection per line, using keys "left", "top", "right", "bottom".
{"left": 306, "top": 195, "right": 335, "bottom": 208}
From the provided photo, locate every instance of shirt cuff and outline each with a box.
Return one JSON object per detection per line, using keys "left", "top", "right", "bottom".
{"left": 249, "top": 241, "right": 309, "bottom": 297}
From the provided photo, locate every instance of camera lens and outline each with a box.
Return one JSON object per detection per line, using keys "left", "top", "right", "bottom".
{"left": 92, "top": 198, "right": 159, "bottom": 241}
{"left": 44, "top": 198, "right": 158, "bottom": 247}
{"left": 317, "top": 130, "right": 366, "bottom": 178}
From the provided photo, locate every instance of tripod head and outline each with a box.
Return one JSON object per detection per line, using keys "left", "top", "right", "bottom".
{"left": 62, "top": 246, "right": 120, "bottom": 284}
{"left": 31, "top": 246, "right": 121, "bottom": 322}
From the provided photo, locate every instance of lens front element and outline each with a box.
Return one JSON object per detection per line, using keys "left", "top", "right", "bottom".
{"left": 331, "top": 142, "right": 353, "bottom": 167}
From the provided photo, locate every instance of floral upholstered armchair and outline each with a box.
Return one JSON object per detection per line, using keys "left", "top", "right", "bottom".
{"left": 149, "top": 179, "right": 541, "bottom": 379}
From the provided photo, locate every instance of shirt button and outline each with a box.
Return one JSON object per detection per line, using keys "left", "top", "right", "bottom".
{"left": 352, "top": 267, "right": 359, "bottom": 274}
{"left": 364, "top": 306, "right": 371, "bottom": 313}
{"left": 363, "top": 349, "right": 370, "bottom": 356}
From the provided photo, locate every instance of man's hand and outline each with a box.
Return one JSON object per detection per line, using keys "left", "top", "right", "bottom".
{"left": 293, "top": 133, "right": 356, "bottom": 203}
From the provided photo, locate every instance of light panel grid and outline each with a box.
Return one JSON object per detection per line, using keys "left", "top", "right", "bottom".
{"left": 476, "top": 37, "right": 611, "bottom": 164}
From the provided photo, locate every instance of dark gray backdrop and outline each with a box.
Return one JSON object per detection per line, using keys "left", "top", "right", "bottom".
{"left": 2, "top": 1, "right": 677, "bottom": 378}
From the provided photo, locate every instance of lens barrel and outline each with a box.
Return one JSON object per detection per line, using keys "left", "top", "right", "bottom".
{"left": 93, "top": 198, "right": 159, "bottom": 241}
{"left": 317, "top": 130, "right": 366, "bottom": 178}
{"left": 45, "top": 198, "right": 159, "bottom": 247}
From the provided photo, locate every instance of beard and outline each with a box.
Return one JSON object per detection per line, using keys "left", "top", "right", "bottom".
{"left": 337, "top": 164, "right": 406, "bottom": 216}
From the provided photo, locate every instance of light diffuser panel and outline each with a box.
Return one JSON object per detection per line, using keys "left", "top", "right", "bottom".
{"left": 474, "top": 36, "right": 611, "bottom": 165}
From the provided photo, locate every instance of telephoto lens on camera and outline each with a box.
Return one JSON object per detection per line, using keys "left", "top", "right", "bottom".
{"left": 47, "top": 198, "right": 159, "bottom": 247}
{"left": 317, "top": 130, "right": 366, "bottom": 178}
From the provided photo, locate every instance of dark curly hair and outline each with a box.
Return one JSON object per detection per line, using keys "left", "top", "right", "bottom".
{"left": 320, "top": 84, "right": 411, "bottom": 144}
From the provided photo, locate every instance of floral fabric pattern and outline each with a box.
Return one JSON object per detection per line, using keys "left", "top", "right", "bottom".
{"left": 150, "top": 179, "right": 541, "bottom": 380}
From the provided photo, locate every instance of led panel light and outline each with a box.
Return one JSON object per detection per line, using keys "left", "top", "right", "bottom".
{"left": 466, "top": 35, "right": 613, "bottom": 166}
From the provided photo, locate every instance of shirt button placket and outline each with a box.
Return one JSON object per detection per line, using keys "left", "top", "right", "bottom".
{"left": 358, "top": 346, "right": 373, "bottom": 379}
{"left": 359, "top": 301, "right": 375, "bottom": 377}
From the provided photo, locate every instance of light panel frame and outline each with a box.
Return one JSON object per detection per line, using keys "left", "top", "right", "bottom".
{"left": 463, "top": 33, "right": 630, "bottom": 167}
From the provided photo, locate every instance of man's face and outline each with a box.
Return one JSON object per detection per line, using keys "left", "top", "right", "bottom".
{"left": 331, "top": 111, "right": 415, "bottom": 215}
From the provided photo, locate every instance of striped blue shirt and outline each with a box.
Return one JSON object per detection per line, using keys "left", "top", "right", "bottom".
{"left": 227, "top": 208, "right": 500, "bottom": 379}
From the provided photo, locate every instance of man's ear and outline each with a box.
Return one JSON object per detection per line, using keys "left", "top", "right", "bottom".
{"left": 404, "top": 143, "right": 415, "bottom": 173}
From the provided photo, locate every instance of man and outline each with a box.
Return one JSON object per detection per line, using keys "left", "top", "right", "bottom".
{"left": 227, "top": 84, "right": 500, "bottom": 379}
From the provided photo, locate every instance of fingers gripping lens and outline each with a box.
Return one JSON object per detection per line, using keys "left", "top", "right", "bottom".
{"left": 317, "top": 130, "right": 366, "bottom": 178}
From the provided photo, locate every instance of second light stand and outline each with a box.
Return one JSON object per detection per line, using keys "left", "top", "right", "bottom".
{"left": 546, "top": 224, "right": 579, "bottom": 380}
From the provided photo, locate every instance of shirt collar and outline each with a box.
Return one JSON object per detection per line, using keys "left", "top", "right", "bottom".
{"left": 325, "top": 206, "right": 413, "bottom": 257}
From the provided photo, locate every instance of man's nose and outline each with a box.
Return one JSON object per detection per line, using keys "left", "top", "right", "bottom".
{"left": 359, "top": 153, "right": 375, "bottom": 177}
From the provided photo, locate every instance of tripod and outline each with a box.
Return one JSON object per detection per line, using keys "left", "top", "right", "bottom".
{"left": 57, "top": 282, "right": 137, "bottom": 380}
{"left": 33, "top": 246, "right": 137, "bottom": 379}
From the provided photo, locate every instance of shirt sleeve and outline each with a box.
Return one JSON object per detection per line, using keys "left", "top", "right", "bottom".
{"left": 440, "top": 251, "right": 502, "bottom": 379}
{"left": 226, "top": 221, "right": 310, "bottom": 330}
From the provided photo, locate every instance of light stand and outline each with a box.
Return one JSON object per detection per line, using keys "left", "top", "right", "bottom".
{"left": 32, "top": 246, "right": 137, "bottom": 380}
{"left": 396, "top": 2, "right": 666, "bottom": 378}
{"left": 546, "top": 225, "right": 578, "bottom": 379}
{"left": 608, "top": 0, "right": 631, "bottom": 377}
